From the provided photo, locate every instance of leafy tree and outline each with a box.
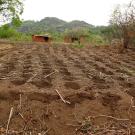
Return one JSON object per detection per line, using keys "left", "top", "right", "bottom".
{"left": 100, "top": 25, "right": 121, "bottom": 44}
{"left": 0, "top": 24, "right": 18, "bottom": 38}
{"left": 11, "top": 16, "right": 22, "bottom": 27}
{"left": 0, "top": 0, "right": 23, "bottom": 22}
{"left": 64, "top": 28, "right": 89, "bottom": 38}
{"left": 110, "top": 0, "right": 135, "bottom": 48}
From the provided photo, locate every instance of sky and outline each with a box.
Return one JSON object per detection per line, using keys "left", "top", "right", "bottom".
{"left": 22, "top": 0, "right": 131, "bottom": 26}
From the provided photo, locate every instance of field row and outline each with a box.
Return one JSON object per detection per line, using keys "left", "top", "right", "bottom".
{"left": 0, "top": 44, "right": 134, "bottom": 94}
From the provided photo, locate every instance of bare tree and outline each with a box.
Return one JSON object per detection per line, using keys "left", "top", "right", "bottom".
{"left": 110, "top": 0, "right": 135, "bottom": 48}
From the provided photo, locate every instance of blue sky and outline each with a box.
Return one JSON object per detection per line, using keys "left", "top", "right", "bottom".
{"left": 22, "top": 0, "right": 131, "bottom": 26}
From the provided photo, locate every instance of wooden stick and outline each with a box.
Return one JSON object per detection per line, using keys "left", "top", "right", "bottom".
{"left": 91, "top": 115, "right": 130, "bottom": 121}
{"left": 6, "top": 107, "right": 14, "bottom": 135}
{"left": 128, "top": 97, "right": 135, "bottom": 116}
{"left": 43, "top": 128, "right": 51, "bottom": 135}
{"left": 55, "top": 89, "right": 71, "bottom": 104}
{"left": 19, "top": 113, "right": 26, "bottom": 122}
{"left": 131, "top": 97, "right": 135, "bottom": 108}
{"left": 66, "top": 123, "right": 81, "bottom": 127}
{"left": 19, "top": 94, "right": 22, "bottom": 109}
{"left": 44, "top": 69, "right": 59, "bottom": 79}
{"left": 27, "top": 69, "right": 58, "bottom": 83}
{"left": 27, "top": 73, "right": 37, "bottom": 83}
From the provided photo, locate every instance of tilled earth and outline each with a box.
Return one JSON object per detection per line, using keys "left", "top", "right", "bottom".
{"left": 0, "top": 43, "right": 135, "bottom": 135}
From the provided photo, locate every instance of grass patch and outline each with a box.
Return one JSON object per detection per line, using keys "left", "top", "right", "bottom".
{"left": 71, "top": 43, "right": 84, "bottom": 48}
{"left": 9, "top": 34, "right": 32, "bottom": 42}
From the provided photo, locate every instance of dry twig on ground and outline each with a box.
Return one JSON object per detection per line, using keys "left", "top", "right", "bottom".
{"left": 128, "top": 97, "right": 135, "bottom": 116}
{"left": 90, "top": 115, "right": 130, "bottom": 121}
{"left": 6, "top": 107, "right": 14, "bottom": 135}
{"left": 44, "top": 69, "right": 59, "bottom": 79}
{"left": 55, "top": 89, "right": 71, "bottom": 104}
{"left": 26, "top": 73, "right": 38, "bottom": 83}
{"left": 43, "top": 128, "right": 51, "bottom": 135}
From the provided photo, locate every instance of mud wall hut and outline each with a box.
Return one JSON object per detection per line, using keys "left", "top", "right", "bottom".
{"left": 64, "top": 29, "right": 88, "bottom": 44}
{"left": 32, "top": 35, "right": 52, "bottom": 43}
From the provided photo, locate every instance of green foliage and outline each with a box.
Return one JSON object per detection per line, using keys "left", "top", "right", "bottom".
{"left": 9, "top": 33, "right": 32, "bottom": 41}
{"left": 0, "top": 16, "right": 116, "bottom": 46}
{"left": 51, "top": 32, "right": 63, "bottom": 42}
{"left": 16, "top": 17, "right": 110, "bottom": 45}
{"left": 0, "top": 0, "right": 23, "bottom": 22}
{"left": 88, "top": 34, "right": 105, "bottom": 45}
{"left": 18, "top": 17, "right": 94, "bottom": 34}
{"left": 11, "top": 16, "right": 22, "bottom": 27}
{"left": 63, "top": 27, "right": 106, "bottom": 45}
{"left": 89, "top": 26, "right": 104, "bottom": 35}
{"left": 100, "top": 25, "right": 120, "bottom": 43}
{"left": 63, "top": 20, "right": 93, "bottom": 31}
{"left": 0, "top": 24, "right": 18, "bottom": 38}
{"left": 71, "top": 43, "right": 84, "bottom": 48}
{"left": 64, "top": 28, "right": 89, "bottom": 38}
{"left": 0, "top": 24, "right": 31, "bottom": 41}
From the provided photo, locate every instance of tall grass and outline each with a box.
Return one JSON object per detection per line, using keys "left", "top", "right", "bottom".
{"left": 9, "top": 34, "right": 32, "bottom": 42}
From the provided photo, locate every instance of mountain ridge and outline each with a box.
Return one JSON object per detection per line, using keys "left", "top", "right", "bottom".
{"left": 19, "top": 17, "right": 94, "bottom": 33}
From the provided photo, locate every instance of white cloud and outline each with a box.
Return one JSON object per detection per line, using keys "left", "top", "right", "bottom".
{"left": 22, "top": 0, "right": 131, "bottom": 26}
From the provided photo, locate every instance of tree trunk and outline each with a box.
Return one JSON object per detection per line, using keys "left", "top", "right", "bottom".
{"left": 123, "top": 37, "right": 129, "bottom": 48}
{"left": 123, "top": 28, "right": 130, "bottom": 49}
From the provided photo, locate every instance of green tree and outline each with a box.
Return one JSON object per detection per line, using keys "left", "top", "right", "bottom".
{"left": 64, "top": 28, "right": 89, "bottom": 38}
{"left": 101, "top": 25, "right": 121, "bottom": 44}
{"left": 11, "top": 16, "right": 22, "bottom": 27}
{"left": 0, "top": 24, "right": 18, "bottom": 38}
{"left": 0, "top": 0, "right": 23, "bottom": 22}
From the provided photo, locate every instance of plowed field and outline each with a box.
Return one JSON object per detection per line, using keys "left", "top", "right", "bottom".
{"left": 0, "top": 43, "right": 134, "bottom": 135}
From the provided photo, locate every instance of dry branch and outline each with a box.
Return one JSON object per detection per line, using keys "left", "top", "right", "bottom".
{"left": 19, "top": 94, "right": 22, "bottom": 109}
{"left": 27, "top": 69, "right": 58, "bottom": 83}
{"left": 73, "top": 113, "right": 134, "bottom": 135}
{"left": 91, "top": 115, "right": 130, "bottom": 121}
{"left": 55, "top": 89, "right": 71, "bottom": 104}
{"left": 128, "top": 97, "right": 135, "bottom": 116}
{"left": 44, "top": 69, "right": 59, "bottom": 79}
{"left": 19, "top": 113, "right": 25, "bottom": 122}
{"left": 27, "top": 73, "right": 38, "bottom": 83}
{"left": 6, "top": 107, "right": 14, "bottom": 135}
{"left": 43, "top": 128, "right": 51, "bottom": 135}
{"left": 131, "top": 97, "right": 135, "bottom": 108}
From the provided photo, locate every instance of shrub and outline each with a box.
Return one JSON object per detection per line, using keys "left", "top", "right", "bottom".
{"left": 0, "top": 24, "right": 18, "bottom": 38}
{"left": 71, "top": 43, "right": 84, "bottom": 48}
{"left": 9, "top": 33, "right": 32, "bottom": 41}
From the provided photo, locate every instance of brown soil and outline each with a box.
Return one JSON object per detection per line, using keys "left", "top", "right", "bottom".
{"left": 0, "top": 43, "right": 135, "bottom": 135}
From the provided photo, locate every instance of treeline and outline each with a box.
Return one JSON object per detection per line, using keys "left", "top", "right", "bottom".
{"left": 0, "top": 22, "right": 114, "bottom": 45}
{"left": 0, "top": 24, "right": 31, "bottom": 41}
{"left": 0, "top": 0, "right": 135, "bottom": 49}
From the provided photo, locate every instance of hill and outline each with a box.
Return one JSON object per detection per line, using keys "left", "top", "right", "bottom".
{"left": 18, "top": 17, "right": 94, "bottom": 33}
